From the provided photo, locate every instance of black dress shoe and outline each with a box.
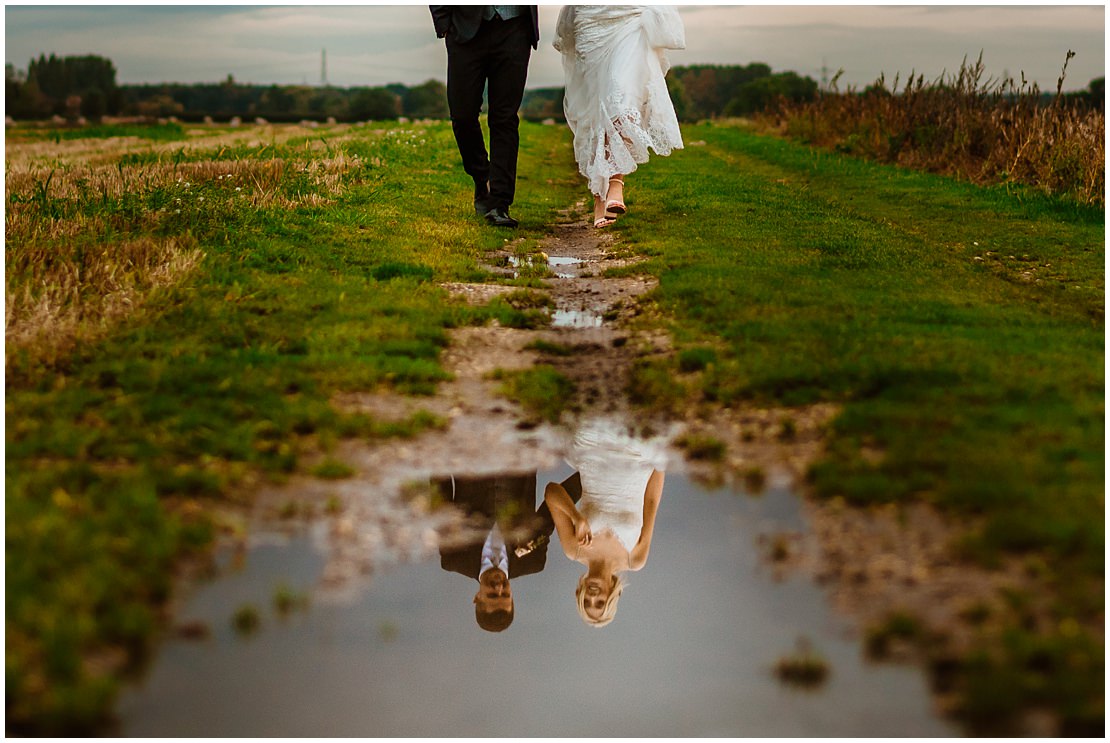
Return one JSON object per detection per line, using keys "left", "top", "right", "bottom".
{"left": 474, "top": 196, "right": 494, "bottom": 216}
{"left": 484, "top": 207, "right": 519, "bottom": 228}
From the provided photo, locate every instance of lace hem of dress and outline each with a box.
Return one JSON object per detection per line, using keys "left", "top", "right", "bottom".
{"left": 579, "top": 104, "right": 683, "bottom": 198}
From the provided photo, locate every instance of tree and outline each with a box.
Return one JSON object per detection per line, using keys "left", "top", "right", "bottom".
{"left": 5, "top": 64, "right": 50, "bottom": 119}
{"left": 26, "top": 53, "right": 120, "bottom": 118}
{"left": 350, "top": 87, "right": 401, "bottom": 120}
{"left": 666, "top": 75, "right": 691, "bottom": 121}
{"left": 402, "top": 79, "right": 448, "bottom": 119}
{"left": 668, "top": 63, "right": 776, "bottom": 119}
{"left": 521, "top": 86, "right": 564, "bottom": 121}
{"left": 724, "top": 72, "right": 819, "bottom": 116}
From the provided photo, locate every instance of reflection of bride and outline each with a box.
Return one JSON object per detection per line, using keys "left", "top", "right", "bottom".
{"left": 544, "top": 418, "right": 668, "bottom": 627}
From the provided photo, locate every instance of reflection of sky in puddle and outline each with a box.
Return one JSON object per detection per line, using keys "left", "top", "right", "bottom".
{"left": 552, "top": 309, "right": 602, "bottom": 328}
{"left": 117, "top": 419, "right": 956, "bottom": 737}
{"left": 507, "top": 255, "right": 583, "bottom": 279}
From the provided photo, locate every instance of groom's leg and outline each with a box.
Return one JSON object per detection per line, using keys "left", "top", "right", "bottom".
{"left": 485, "top": 16, "right": 531, "bottom": 210}
{"left": 445, "top": 36, "right": 490, "bottom": 190}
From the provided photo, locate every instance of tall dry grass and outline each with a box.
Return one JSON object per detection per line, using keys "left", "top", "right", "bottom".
{"left": 757, "top": 53, "right": 1104, "bottom": 205}
{"left": 5, "top": 236, "right": 205, "bottom": 367}
{"left": 5, "top": 127, "right": 372, "bottom": 369}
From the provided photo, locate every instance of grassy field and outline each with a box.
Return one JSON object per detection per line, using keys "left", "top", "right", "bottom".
{"left": 5, "top": 119, "right": 581, "bottom": 733}
{"left": 620, "top": 123, "right": 1104, "bottom": 733}
{"left": 5, "top": 118, "right": 1104, "bottom": 734}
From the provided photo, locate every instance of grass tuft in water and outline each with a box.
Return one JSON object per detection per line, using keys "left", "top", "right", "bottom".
{"left": 774, "top": 637, "right": 830, "bottom": 688}
{"left": 231, "top": 605, "right": 261, "bottom": 636}
{"left": 273, "top": 584, "right": 310, "bottom": 616}
{"left": 674, "top": 433, "right": 726, "bottom": 461}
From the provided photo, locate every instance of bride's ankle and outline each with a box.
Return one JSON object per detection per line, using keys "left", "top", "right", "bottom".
{"left": 606, "top": 177, "right": 624, "bottom": 200}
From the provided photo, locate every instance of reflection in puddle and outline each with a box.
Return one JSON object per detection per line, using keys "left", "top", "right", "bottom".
{"left": 116, "top": 417, "right": 956, "bottom": 737}
{"left": 552, "top": 309, "right": 602, "bottom": 328}
{"left": 434, "top": 471, "right": 567, "bottom": 632}
{"left": 507, "top": 254, "right": 583, "bottom": 279}
{"left": 547, "top": 418, "right": 669, "bottom": 627}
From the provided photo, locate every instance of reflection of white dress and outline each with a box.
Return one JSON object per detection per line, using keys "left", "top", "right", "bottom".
{"left": 565, "top": 418, "right": 669, "bottom": 552}
{"left": 553, "top": 5, "right": 686, "bottom": 198}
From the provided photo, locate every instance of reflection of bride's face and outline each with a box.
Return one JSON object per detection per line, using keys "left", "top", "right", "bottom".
{"left": 582, "top": 577, "right": 609, "bottom": 618}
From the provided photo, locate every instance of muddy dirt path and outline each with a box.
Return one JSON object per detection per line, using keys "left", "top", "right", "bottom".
{"left": 240, "top": 200, "right": 832, "bottom": 594}
{"left": 226, "top": 200, "right": 1058, "bottom": 732}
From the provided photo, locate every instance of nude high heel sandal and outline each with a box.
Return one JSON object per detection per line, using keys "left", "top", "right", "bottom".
{"left": 593, "top": 194, "right": 616, "bottom": 228}
{"left": 604, "top": 176, "right": 626, "bottom": 217}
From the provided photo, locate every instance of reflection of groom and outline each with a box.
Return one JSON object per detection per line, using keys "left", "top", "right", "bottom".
{"left": 437, "top": 472, "right": 581, "bottom": 632}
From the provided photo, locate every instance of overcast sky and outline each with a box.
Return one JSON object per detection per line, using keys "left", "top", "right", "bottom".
{"left": 4, "top": 4, "right": 1105, "bottom": 92}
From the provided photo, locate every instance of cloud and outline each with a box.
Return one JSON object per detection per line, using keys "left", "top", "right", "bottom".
{"left": 4, "top": 4, "right": 1104, "bottom": 90}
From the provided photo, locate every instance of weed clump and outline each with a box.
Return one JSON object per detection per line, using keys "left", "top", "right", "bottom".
{"left": 273, "top": 584, "right": 310, "bottom": 616}
{"left": 675, "top": 433, "right": 726, "bottom": 461}
{"left": 678, "top": 346, "right": 718, "bottom": 372}
{"left": 231, "top": 605, "right": 261, "bottom": 635}
{"left": 760, "top": 52, "right": 1104, "bottom": 204}
{"left": 774, "top": 637, "right": 830, "bottom": 688}
{"left": 524, "top": 339, "right": 578, "bottom": 356}
{"left": 491, "top": 365, "right": 576, "bottom": 424}
{"left": 865, "top": 611, "right": 924, "bottom": 659}
{"left": 310, "top": 459, "right": 355, "bottom": 480}
{"left": 741, "top": 466, "right": 767, "bottom": 493}
{"left": 371, "top": 262, "right": 434, "bottom": 282}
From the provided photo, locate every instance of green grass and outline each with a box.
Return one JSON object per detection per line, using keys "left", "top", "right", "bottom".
{"left": 5, "top": 114, "right": 1103, "bottom": 735}
{"left": 674, "top": 433, "right": 727, "bottom": 461}
{"left": 619, "top": 121, "right": 1103, "bottom": 732}
{"left": 16, "top": 121, "right": 189, "bottom": 143}
{"left": 492, "top": 365, "right": 577, "bottom": 424}
{"left": 4, "top": 120, "right": 581, "bottom": 733}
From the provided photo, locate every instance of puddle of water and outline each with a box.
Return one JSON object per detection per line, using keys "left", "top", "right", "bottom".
{"left": 508, "top": 254, "right": 583, "bottom": 280}
{"left": 508, "top": 255, "right": 583, "bottom": 269}
{"left": 547, "top": 256, "right": 583, "bottom": 267}
{"left": 552, "top": 309, "right": 602, "bottom": 328}
{"left": 116, "top": 419, "right": 956, "bottom": 737}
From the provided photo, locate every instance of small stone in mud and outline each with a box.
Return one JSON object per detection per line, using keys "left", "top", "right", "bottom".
{"left": 175, "top": 620, "right": 211, "bottom": 640}
{"left": 768, "top": 533, "right": 792, "bottom": 562}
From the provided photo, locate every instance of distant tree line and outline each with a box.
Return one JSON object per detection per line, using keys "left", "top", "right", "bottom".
{"left": 5, "top": 53, "right": 819, "bottom": 123}
{"left": 665, "top": 63, "right": 820, "bottom": 119}
{"left": 114, "top": 78, "right": 453, "bottom": 122}
{"left": 6, "top": 54, "right": 125, "bottom": 119}
{"left": 6, "top": 53, "right": 1100, "bottom": 124}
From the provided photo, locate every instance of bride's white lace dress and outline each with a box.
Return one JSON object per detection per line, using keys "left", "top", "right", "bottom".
{"left": 553, "top": 5, "right": 686, "bottom": 198}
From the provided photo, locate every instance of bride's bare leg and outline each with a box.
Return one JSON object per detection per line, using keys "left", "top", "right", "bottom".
{"left": 593, "top": 193, "right": 615, "bottom": 228}
{"left": 605, "top": 175, "right": 626, "bottom": 215}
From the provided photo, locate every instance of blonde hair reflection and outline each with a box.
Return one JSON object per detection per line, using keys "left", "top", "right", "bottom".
{"left": 575, "top": 573, "right": 625, "bottom": 628}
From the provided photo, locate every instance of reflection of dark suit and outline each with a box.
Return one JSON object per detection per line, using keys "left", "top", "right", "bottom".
{"left": 437, "top": 472, "right": 581, "bottom": 580}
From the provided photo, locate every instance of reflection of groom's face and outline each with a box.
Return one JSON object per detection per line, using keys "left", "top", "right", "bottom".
{"left": 474, "top": 568, "right": 514, "bottom": 632}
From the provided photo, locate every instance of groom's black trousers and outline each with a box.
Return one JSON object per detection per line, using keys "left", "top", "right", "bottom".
{"left": 445, "top": 15, "right": 532, "bottom": 210}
